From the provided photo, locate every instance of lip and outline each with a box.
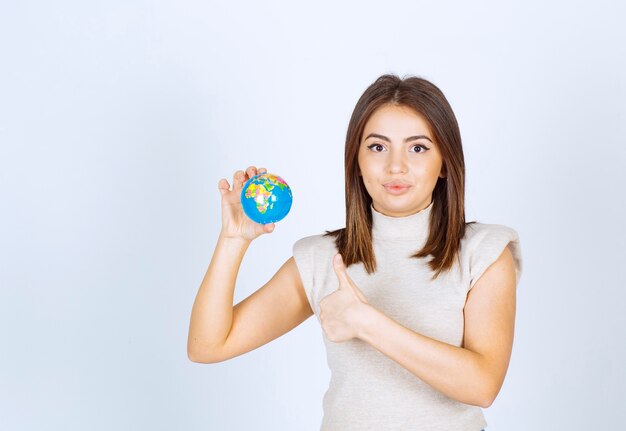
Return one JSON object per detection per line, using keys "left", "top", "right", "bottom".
{"left": 383, "top": 183, "right": 411, "bottom": 195}
{"left": 383, "top": 180, "right": 411, "bottom": 187}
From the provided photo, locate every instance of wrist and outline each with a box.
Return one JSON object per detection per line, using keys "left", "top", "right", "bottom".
{"left": 355, "top": 303, "right": 379, "bottom": 341}
{"left": 217, "top": 232, "right": 252, "bottom": 249}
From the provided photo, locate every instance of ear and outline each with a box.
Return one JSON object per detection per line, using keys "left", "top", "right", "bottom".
{"left": 439, "top": 165, "right": 447, "bottom": 179}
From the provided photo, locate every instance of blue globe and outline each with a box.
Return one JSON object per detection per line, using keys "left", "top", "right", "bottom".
{"left": 240, "top": 173, "right": 293, "bottom": 224}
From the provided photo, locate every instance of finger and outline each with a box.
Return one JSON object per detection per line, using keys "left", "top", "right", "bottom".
{"left": 246, "top": 166, "right": 258, "bottom": 179}
{"left": 258, "top": 167, "right": 267, "bottom": 174}
{"left": 332, "top": 253, "right": 352, "bottom": 288}
{"left": 353, "top": 285, "right": 368, "bottom": 304}
{"left": 332, "top": 254, "right": 368, "bottom": 302}
{"left": 232, "top": 170, "right": 246, "bottom": 190}
{"left": 217, "top": 178, "right": 230, "bottom": 196}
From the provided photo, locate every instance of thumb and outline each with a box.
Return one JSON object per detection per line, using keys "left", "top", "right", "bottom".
{"left": 333, "top": 253, "right": 351, "bottom": 288}
{"left": 263, "top": 223, "right": 275, "bottom": 233}
{"left": 333, "top": 253, "right": 368, "bottom": 303}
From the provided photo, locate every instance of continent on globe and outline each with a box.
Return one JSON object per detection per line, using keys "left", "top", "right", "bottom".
{"left": 240, "top": 173, "right": 293, "bottom": 224}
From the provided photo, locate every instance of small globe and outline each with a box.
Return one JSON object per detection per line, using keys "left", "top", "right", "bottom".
{"left": 240, "top": 173, "right": 293, "bottom": 224}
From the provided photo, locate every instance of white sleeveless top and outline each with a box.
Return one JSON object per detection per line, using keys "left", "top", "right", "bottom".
{"left": 292, "top": 200, "right": 523, "bottom": 430}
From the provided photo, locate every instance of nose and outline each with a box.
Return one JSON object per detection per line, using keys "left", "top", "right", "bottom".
{"left": 387, "top": 148, "right": 408, "bottom": 174}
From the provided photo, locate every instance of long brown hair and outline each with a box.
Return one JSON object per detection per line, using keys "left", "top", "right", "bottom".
{"left": 324, "top": 74, "right": 473, "bottom": 280}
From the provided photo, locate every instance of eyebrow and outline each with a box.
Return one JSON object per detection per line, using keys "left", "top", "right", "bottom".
{"left": 364, "top": 133, "right": 433, "bottom": 143}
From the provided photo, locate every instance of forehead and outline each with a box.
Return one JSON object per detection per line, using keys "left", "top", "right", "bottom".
{"left": 362, "top": 104, "right": 432, "bottom": 136}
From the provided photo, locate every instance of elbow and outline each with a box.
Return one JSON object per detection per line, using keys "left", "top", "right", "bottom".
{"left": 471, "top": 358, "right": 505, "bottom": 408}
{"left": 187, "top": 348, "right": 208, "bottom": 364}
{"left": 478, "top": 393, "right": 495, "bottom": 409}
{"left": 476, "top": 381, "right": 500, "bottom": 408}
{"left": 187, "top": 340, "right": 225, "bottom": 364}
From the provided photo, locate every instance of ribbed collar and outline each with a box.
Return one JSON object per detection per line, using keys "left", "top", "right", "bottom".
{"left": 371, "top": 200, "right": 433, "bottom": 242}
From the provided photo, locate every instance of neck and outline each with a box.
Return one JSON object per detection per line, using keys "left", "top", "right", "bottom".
{"left": 370, "top": 200, "right": 434, "bottom": 242}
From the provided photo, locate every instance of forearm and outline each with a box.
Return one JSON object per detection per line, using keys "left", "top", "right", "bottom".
{"left": 188, "top": 233, "right": 251, "bottom": 359}
{"left": 357, "top": 305, "right": 493, "bottom": 407}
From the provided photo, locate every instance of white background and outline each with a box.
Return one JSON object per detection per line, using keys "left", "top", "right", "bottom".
{"left": 1, "top": 1, "right": 625, "bottom": 430}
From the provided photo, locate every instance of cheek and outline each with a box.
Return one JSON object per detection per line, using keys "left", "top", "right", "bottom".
{"left": 410, "top": 162, "right": 434, "bottom": 177}
{"left": 358, "top": 168, "right": 378, "bottom": 189}
{"left": 423, "top": 155, "right": 443, "bottom": 176}
{"left": 359, "top": 165, "right": 379, "bottom": 184}
{"left": 357, "top": 156, "right": 376, "bottom": 177}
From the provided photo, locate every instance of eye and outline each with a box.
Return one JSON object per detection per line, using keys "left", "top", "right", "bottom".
{"left": 367, "top": 143, "right": 385, "bottom": 152}
{"left": 411, "top": 144, "right": 430, "bottom": 153}
{"left": 366, "top": 143, "right": 431, "bottom": 153}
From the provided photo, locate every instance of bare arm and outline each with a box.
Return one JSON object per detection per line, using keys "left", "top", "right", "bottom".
{"left": 187, "top": 165, "right": 313, "bottom": 363}
{"left": 187, "top": 233, "right": 251, "bottom": 360}
{"left": 200, "top": 255, "right": 313, "bottom": 363}
{"left": 354, "top": 246, "right": 517, "bottom": 407}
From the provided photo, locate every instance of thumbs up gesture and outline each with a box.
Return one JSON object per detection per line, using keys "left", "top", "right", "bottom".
{"left": 319, "top": 253, "right": 370, "bottom": 343}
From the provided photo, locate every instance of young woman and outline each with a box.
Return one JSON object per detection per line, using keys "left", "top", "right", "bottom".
{"left": 188, "top": 74, "right": 522, "bottom": 431}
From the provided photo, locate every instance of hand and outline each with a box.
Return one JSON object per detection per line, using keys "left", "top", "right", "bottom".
{"left": 217, "top": 166, "right": 275, "bottom": 242}
{"left": 319, "top": 253, "right": 370, "bottom": 343}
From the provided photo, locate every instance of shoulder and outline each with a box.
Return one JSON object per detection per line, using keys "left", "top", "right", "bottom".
{"left": 291, "top": 233, "right": 339, "bottom": 306}
{"left": 462, "top": 222, "right": 520, "bottom": 248}
{"left": 292, "top": 233, "right": 338, "bottom": 264}
{"left": 293, "top": 233, "right": 336, "bottom": 251}
{"left": 461, "top": 222, "right": 523, "bottom": 290}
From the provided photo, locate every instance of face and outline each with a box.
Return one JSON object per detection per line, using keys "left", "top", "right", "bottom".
{"left": 357, "top": 103, "right": 445, "bottom": 217}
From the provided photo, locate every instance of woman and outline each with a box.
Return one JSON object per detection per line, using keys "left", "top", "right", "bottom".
{"left": 188, "top": 74, "right": 522, "bottom": 431}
